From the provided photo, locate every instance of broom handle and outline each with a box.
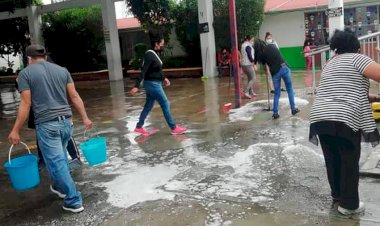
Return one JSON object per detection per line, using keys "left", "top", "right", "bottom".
{"left": 8, "top": 141, "right": 31, "bottom": 165}
{"left": 266, "top": 71, "right": 271, "bottom": 109}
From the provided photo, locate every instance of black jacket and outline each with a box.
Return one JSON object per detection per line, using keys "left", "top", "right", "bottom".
{"left": 134, "top": 50, "right": 165, "bottom": 88}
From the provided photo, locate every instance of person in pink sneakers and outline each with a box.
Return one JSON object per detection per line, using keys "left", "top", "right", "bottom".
{"left": 129, "top": 34, "right": 187, "bottom": 135}
{"left": 240, "top": 35, "right": 257, "bottom": 99}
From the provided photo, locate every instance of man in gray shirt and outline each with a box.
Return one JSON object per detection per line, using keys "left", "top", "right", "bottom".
{"left": 8, "top": 44, "right": 93, "bottom": 213}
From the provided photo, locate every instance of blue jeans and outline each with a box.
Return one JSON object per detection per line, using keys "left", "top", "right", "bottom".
{"left": 136, "top": 80, "right": 176, "bottom": 129}
{"left": 36, "top": 118, "right": 82, "bottom": 207}
{"left": 272, "top": 66, "right": 296, "bottom": 114}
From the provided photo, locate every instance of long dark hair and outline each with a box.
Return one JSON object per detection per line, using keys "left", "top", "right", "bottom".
{"left": 303, "top": 39, "right": 310, "bottom": 48}
{"left": 149, "top": 33, "right": 164, "bottom": 49}
{"left": 244, "top": 35, "right": 253, "bottom": 41}
{"left": 253, "top": 38, "right": 267, "bottom": 64}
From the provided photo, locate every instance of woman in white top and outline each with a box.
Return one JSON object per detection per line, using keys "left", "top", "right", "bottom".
{"left": 309, "top": 29, "right": 380, "bottom": 216}
{"left": 240, "top": 35, "right": 256, "bottom": 99}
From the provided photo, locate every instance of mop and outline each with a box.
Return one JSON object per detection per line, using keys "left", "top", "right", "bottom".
{"left": 263, "top": 71, "right": 271, "bottom": 111}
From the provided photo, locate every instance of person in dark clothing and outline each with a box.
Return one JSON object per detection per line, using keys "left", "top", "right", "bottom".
{"left": 217, "top": 48, "right": 231, "bottom": 76}
{"left": 254, "top": 39, "right": 299, "bottom": 119}
{"left": 129, "top": 35, "right": 187, "bottom": 135}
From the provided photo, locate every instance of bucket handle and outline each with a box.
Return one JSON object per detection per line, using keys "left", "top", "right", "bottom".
{"left": 83, "top": 126, "right": 99, "bottom": 139}
{"left": 8, "top": 142, "right": 32, "bottom": 166}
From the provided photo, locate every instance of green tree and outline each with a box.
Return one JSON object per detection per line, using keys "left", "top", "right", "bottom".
{"left": 0, "top": 0, "right": 42, "bottom": 71}
{"left": 0, "top": 0, "right": 34, "bottom": 13}
{"left": 213, "top": 0, "right": 264, "bottom": 51}
{"left": 174, "top": 0, "right": 264, "bottom": 61}
{"left": 42, "top": 6, "right": 106, "bottom": 72}
{"left": 126, "top": 0, "right": 176, "bottom": 41}
{"left": 0, "top": 17, "right": 29, "bottom": 70}
{"left": 173, "top": 0, "right": 201, "bottom": 66}
{"left": 236, "top": 0, "right": 264, "bottom": 40}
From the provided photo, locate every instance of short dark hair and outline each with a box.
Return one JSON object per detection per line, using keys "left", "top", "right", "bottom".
{"left": 329, "top": 29, "right": 360, "bottom": 54}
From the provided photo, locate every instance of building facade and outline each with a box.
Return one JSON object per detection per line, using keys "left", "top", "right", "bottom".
{"left": 260, "top": 0, "right": 380, "bottom": 69}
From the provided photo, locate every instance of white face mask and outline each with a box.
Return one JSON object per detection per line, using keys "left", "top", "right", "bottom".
{"left": 266, "top": 39, "right": 273, "bottom": 43}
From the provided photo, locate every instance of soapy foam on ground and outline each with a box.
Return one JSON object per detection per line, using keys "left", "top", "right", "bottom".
{"left": 102, "top": 164, "right": 179, "bottom": 208}
{"left": 229, "top": 97, "right": 309, "bottom": 122}
{"left": 95, "top": 113, "right": 325, "bottom": 212}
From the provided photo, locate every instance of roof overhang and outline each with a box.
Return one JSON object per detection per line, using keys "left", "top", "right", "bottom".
{"left": 117, "top": 17, "right": 142, "bottom": 31}
{"left": 264, "top": 0, "right": 379, "bottom": 15}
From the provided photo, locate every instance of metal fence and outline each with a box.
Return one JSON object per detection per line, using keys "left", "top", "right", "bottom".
{"left": 308, "top": 31, "right": 380, "bottom": 94}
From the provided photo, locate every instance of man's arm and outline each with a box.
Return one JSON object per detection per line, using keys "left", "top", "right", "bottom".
{"left": 8, "top": 90, "right": 31, "bottom": 144}
{"left": 67, "top": 83, "right": 93, "bottom": 128}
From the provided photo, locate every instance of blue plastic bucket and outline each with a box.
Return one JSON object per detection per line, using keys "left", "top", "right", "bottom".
{"left": 80, "top": 137, "right": 107, "bottom": 166}
{"left": 3, "top": 142, "right": 40, "bottom": 191}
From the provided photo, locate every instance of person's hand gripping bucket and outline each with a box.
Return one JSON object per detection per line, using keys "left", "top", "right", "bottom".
{"left": 79, "top": 127, "right": 107, "bottom": 166}
{"left": 3, "top": 142, "right": 40, "bottom": 191}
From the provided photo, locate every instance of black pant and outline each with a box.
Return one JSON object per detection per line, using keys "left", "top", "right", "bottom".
{"left": 319, "top": 133, "right": 361, "bottom": 209}
{"left": 38, "top": 137, "right": 80, "bottom": 164}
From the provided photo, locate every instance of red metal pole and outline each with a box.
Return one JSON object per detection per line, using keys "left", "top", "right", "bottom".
{"left": 228, "top": 0, "right": 241, "bottom": 108}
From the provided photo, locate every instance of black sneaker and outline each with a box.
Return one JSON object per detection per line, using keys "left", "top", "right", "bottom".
{"left": 272, "top": 113, "right": 280, "bottom": 119}
{"left": 62, "top": 204, "right": 84, "bottom": 213}
{"left": 270, "top": 90, "right": 274, "bottom": 94}
{"left": 281, "top": 88, "right": 286, "bottom": 92}
{"left": 291, "top": 108, "right": 300, "bottom": 116}
{"left": 50, "top": 185, "right": 66, "bottom": 199}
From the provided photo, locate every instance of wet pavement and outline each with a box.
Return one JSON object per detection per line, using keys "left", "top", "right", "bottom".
{"left": 1, "top": 70, "right": 380, "bottom": 226}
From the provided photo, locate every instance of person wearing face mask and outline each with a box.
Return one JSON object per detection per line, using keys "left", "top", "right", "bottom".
{"left": 265, "top": 32, "right": 279, "bottom": 49}
{"left": 130, "top": 35, "right": 187, "bottom": 135}
{"left": 240, "top": 35, "right": 257, "bottom": 99}
{"left": 264, "top": 32, "right": 284, "bottom": 93}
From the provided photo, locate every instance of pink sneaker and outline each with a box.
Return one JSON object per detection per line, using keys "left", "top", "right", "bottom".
{"left": 243, "top": 93, "right": 252, "bottom": 99}
{"left": 134, "top": 127, "right": 149, "bottom": 135}
{"left": 171, "top": 126, "right": 187, "bottom": 135}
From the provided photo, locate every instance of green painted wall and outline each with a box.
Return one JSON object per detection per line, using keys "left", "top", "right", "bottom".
{"left": 279, "top": 46, "right": 305, "bottom": 69}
